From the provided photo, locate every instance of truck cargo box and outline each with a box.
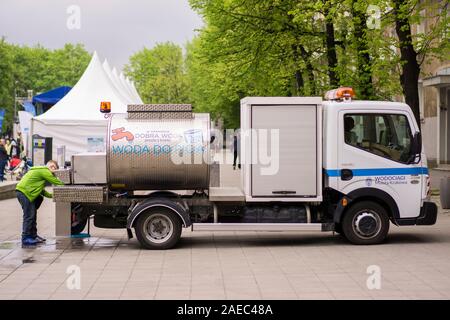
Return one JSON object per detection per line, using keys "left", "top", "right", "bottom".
{"left": 240, "top": 97, "right": 323, "bottom": 202}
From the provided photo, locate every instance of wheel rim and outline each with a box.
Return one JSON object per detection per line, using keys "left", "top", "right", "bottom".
{"left": 143, "top": 214, "right": 173, "bottom": 244}
{"left": 352, "top": 210, "right": 382, "bottom": 239}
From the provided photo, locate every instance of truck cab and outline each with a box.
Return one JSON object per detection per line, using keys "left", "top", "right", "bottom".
{"left": 322, "top": 89, "right": 436, "bottom": 243}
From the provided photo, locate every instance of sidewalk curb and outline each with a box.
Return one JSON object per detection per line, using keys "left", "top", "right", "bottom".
{"left": 0, "top": 182, "right": 18, "bottom": 201}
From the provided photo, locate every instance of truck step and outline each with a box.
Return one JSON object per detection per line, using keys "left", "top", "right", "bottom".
{"left": 192, "top": 223, "right": 333, "bottom": 232}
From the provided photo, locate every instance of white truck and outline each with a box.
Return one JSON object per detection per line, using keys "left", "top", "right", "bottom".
{"left": 53, "top": 87, "right": 437, "bottom": 249}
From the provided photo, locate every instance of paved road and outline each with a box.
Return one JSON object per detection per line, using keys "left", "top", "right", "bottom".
{"left": 0, "top": 193, "right": 449, "bottom": 300}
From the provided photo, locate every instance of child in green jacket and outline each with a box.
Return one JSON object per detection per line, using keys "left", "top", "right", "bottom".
{"left": 16, "top": 160, "right": 64, "bottom": 246}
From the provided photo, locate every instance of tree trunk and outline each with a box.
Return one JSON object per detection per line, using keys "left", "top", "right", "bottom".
{"left": 323, "top": 4, "right": 339, "bottom": 87}
{"left": 294, "top": 69, "right": 305, "bottom": 95}
{"left": 292, "top": 45, "right": 305, "bottom": 95}
{"left": 299, "top": 46, "right": 316, "bottom": 95}
{"left": 393, "top": 0, "right": 421, "bottom": 127}
{"left": 352, "top": 1, "right": 374, "bottom": 99}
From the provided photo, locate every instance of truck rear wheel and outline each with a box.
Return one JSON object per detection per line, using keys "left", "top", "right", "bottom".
{"left": 342, "top": 201, "right": 390, "bottom": 245}
{"left": 134, "top": 208, "right": 182, "bottom": 250}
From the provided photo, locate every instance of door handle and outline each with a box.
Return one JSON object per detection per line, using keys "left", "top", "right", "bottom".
{"left": 341, "top": 169, "right": 353, "bottom": 181}
{"left": 272, "top": 190, "right": 297, "bottom": 195}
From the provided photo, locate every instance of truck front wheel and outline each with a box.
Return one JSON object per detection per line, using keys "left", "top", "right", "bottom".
{"left": 342, "top": 201, "right": 390, "bottom": 245}
{"left": 134, "top": 209, "right": 182, "bottom": 250}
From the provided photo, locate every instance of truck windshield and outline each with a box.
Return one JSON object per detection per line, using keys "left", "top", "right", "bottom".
{"left": 344, "top": 113, "right": 412, "bottom": 163}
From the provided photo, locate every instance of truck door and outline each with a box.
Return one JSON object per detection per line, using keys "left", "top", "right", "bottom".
{"left": 337, "top": 111, "right": 423, "bottom": 219}
{"left": 251, "top": 104, "right": 318, "bottom": 197}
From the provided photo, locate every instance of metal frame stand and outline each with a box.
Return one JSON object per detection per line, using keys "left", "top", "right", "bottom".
{"left": 55, "top": 202, "right": 71, "bottom": 237}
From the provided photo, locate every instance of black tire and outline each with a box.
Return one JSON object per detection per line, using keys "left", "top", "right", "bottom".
{"left": 342, "top": 201, "right": 390, "bottom": 245}
{"left": 134, "top": 208, "right": 182, "bottom": 250}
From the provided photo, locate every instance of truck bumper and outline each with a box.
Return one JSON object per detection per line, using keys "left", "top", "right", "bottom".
{"left": 416, "top": 201, "right": 438, "bottom": 225}
{"left": 396, "top": 201, "right": 438, "bottom": 226}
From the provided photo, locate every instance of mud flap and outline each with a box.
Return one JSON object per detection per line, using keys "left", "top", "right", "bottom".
{"left": 127, "top": 228, "right": 134, "bottom": 239}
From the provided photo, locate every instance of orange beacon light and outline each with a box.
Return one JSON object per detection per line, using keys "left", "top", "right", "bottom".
{"left": 100, "top": 101, "right": 111, "bottom": 113}
{"left": 324, "top": 87, "right": 355, "bottom": 101}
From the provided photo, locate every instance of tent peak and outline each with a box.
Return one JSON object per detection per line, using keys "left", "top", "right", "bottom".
{"left": 92, "top": 51, "right": 100, "bottom": 59}
{"left": 103, "top": 59, "right": 111, "bottom": 69}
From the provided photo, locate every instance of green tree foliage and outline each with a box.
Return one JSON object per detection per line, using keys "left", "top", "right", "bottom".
{"left": 186, "top": 0, "right": 448, "bottom": 126}
{"left": 10, "top": 43, "right": 91, "bottom": 96}
{"left": 0, "top": 41, "right": 90, "bottom": 133}
{"left": 186, "top": 37, "right": 243, "bottom": 128}
{"left": 124, "top": 42, "right": 190, "bottom": 104}
{"left": 44, "top": 44, "right": 92, "bottom": 89}
{"left": 190, "top": 0, "right": 324, "bottom": 97}
{"left": 386, "top": 0, "right": 449, "bottom": 125}
{"left": 0, "top": 38, "right": 14, "bottom": 132}
{"left": 187, "top": 0, "right": 324, "bottom": 128}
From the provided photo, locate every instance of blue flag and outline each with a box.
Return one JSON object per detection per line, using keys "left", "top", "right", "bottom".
{"left": 0, "top": 109, "right": 5, "bottom": 133}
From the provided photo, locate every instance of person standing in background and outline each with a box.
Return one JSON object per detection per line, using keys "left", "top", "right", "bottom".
{"left": 17, "top": 138, "right": 24, "bottom": 158}
{"left": 16, "top": 132, "right": 24, "bottom": 157}
{"left": 232, "top": 130, "right": 241, "bottom": 170}
{"left": 0, "top": 139, "right": 8, "bottom": 182}
{"left": 5, "top": 139, "right": 12, "bottom": 157}
{"left": 9, "top": 138, "right": 19, "bottom": 158}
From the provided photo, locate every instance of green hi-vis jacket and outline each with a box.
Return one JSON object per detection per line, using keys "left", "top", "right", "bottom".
{"left": 16, "top": 166, "right": 64, "bottom": 202}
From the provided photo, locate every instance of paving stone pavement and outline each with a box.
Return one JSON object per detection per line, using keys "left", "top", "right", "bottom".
{"left": 0, "top": 193, "right": 449, "bottom": 300}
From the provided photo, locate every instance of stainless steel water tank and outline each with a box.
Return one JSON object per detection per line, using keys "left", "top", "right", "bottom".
{"left": 107, "top": 109, "right": 210, "bottom": 190}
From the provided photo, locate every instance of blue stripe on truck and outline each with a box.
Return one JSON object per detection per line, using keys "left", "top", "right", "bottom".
{"left": 325, "top": 167, "right": 429, "bottom": 177}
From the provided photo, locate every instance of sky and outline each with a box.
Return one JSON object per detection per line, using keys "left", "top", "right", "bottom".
{"left": 0, "top": 0, "right": 204, "bottom": 70}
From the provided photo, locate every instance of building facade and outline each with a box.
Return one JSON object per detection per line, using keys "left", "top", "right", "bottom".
{"left": 421, "top": 65, "right": 450, "bottom": 166}
{"left": 414, "top": 1, "right": 449, "bottom": 166}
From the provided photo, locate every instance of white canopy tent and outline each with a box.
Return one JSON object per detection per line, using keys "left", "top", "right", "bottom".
{"left": 102, "top": 59, "right": 134, "bottom": 104}
{"left": 124, "top": 77, "right": 137, "bottom": 101}
{"left": 127, "top": 78, "right": 144, "bottom": 104}
{"left": 112, "top": 67, "right": 134, "bottom": 104}
{"left": 120, "top": 72, "right": 136, "bottom": 101}
{"left": 31, "top": 52, "right": 143, "bottom": 160}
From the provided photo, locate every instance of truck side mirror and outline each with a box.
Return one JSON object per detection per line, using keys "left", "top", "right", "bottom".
{"left": 408, "top": 132, "right": 422, "bottom": 164}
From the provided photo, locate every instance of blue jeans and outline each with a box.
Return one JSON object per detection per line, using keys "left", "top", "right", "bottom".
{"left": 16, "top": 191, "right": 44, "bottom": 240}
{"left": 0, "top": 159, "right": 7, "bottom": 182}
